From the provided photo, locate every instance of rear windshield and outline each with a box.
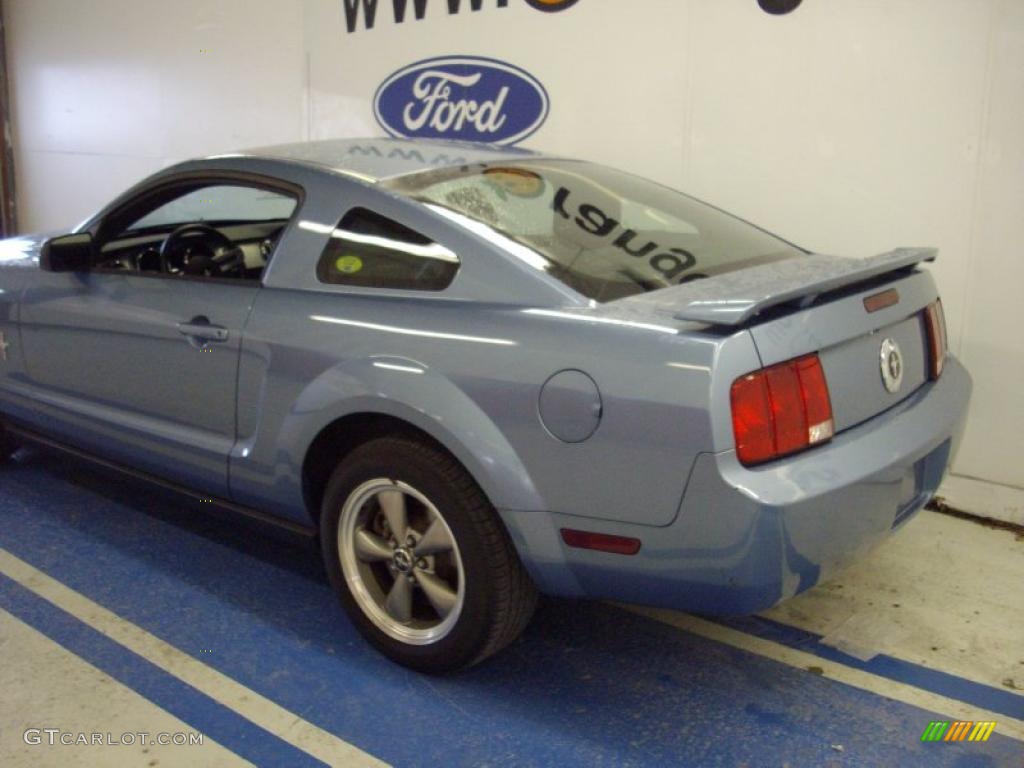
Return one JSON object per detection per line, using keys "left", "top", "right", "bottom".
{"left": 385, "top": 159, "right": 803, "bottom": 303}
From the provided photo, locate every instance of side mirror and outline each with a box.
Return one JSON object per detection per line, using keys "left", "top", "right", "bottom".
{"left": 40, "top": 233, "right": 94, "bottom": 272}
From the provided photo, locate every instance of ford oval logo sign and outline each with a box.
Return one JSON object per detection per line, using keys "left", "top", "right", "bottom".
{"left": 374, "top": 56, "right": 549, "bottom": 146}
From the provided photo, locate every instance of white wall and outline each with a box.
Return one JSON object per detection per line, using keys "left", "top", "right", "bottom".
{"left": 6, "top": 0, "right": 306, "bottom": 231}
{"left": 6, "top": 0, "right": 1023, "bottom": 521}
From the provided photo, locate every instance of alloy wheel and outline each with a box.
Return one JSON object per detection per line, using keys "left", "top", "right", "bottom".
{"left": 337, "top": 478, "right": 465, "bottom": 645}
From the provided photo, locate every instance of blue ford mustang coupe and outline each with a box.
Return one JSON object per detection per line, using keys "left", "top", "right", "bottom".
{"left": 0, "top": 138, "right": 970, "bottom": 671}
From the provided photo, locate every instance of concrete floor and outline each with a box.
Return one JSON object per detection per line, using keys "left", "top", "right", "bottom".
{"left": 764, "top": 509, "right": 1023, "bottom": 692}
{"left": 0, "top": 447, "right": 1021, "bottom": 766}
{"left": 0, "top": 611, "right": 251, "bottom": 767}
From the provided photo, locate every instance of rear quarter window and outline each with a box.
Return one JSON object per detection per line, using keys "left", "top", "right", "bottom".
{"left": 316, "top": 208, "right": 459, "bottom": 291}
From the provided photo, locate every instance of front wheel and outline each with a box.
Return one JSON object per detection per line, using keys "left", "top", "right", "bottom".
{"left": 320, "top": 436, "right": 537, "bottom": 672}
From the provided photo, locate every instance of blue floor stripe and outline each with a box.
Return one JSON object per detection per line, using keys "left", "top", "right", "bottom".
{"left": 2, "top": 449, "right": 1022, "bottom": 767}
{"left": 713, "top": 615, "right": 1024, "bottom": 721}
{"left": 0, "top": 573, "right": 327, "bottom": 768}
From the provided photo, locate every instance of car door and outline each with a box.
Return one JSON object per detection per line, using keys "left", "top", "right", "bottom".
{"left": 16, "top": 175, "right": 300, "bottom": 497}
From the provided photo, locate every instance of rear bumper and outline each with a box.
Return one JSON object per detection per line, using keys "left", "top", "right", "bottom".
{"left": 502, "top": 357, "right": 972, "bottom": 614}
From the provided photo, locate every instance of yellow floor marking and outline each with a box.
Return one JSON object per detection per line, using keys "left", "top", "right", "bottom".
{"left": 0, "top": 609, "right": 253, "bottom": 767}
{"left": 0, "top": 548, "right": 387, "bottom": 768}
{"left": 762, "top": 512, "right": 1024, "bottom": 696}
{"left": 625, "top": 605, "right": 1024, "bottom": 742}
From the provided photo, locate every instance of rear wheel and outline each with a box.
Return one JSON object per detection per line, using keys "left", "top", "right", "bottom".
{"left": 320, "top": 436, "right": 536, "bottom": 672}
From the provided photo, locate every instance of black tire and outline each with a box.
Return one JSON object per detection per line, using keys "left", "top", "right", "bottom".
{"left": 320, "top": 435, "right": 537, "bottom": 673}
{"left": 0, "top": 419, "right": 17, "bottom": 462}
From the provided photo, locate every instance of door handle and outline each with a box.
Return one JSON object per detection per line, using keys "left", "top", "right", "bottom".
{"left": 177, "top": 319, "right": 229, "bottom": 343}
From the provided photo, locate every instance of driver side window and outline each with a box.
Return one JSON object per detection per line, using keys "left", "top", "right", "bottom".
{"left": 127, "top": 186, "right": 297, "bottom": 232}
{"left": 96, "top": 181, "right": 299, "bottom": 282}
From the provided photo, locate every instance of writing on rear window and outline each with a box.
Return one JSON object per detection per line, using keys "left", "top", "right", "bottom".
{"left": 387, "top": 160, "right": 803, "bottom": 303}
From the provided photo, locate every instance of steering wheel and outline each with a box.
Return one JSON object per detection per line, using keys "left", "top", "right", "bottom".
{"left": 159, "top": 223, "right": 246, "bottom": 278}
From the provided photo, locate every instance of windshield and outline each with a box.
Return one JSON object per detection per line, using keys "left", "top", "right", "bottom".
{"left": 386, "top": 160, "right": 804, "bottom": 303}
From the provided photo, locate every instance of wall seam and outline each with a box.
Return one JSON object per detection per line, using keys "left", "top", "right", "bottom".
{"left": 948, "top": 471, "right": 1024, "bottom": 494}
{"left": 954, "top": 0, "right": 1000, "bottom": 360}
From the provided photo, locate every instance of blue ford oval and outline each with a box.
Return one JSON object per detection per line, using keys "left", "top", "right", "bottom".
{"left": 374, "top": 55, "right": 549, "bottom": 145}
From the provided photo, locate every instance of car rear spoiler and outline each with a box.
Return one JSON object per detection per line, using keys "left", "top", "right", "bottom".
{"left": 651, "top": 247, "right": 937, "bottom": 326}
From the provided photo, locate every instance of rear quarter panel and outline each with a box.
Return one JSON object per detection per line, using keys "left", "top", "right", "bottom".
{"left": 230, "top": 290, "right": 749, "bottom": 529}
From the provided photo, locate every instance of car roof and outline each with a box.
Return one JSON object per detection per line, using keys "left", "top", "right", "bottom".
{"left": 231, "top": 137, "right": 544, "bottom": 183}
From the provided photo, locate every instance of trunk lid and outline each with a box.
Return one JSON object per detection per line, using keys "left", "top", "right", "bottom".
{"left": 747, "top": 269, "right": 937, "bottom": 431}
{"left": 605, "top": 248, "right": 941, "bottom": 435}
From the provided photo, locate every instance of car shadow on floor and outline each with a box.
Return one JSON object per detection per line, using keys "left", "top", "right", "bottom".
{"left": 0, "top": 447, "right": 1012, "bottom": 768}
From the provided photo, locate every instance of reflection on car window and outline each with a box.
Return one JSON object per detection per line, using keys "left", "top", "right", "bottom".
{"left": 128, "top": 185, "right": 297, "bottom": 231}
{"left": 97, "top": 182, "right": 298, "bottom": 282}
{"left": 385, "top": 161, "right": 803, "bottom": 303}
{"left": 316, "top": 208, "right": 459, "bottom": 291}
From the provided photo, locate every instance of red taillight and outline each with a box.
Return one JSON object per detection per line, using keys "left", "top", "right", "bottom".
{"left": 560, "top": 529, "right": 641, "bottom": 555}
{"left": 730, "top": 353, "right": 834, "bottom": 466}
{"left": 924, "top": 299, "right": 947, "bottom": 380}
